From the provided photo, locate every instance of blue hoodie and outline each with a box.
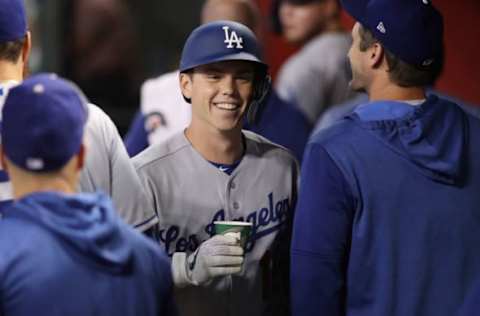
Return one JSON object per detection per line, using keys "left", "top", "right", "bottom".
{"left": 291, "top": 95, "right": 480, "bottom": 316}
{"left": 0, "top": 192, "right": 174, "bottom": 316}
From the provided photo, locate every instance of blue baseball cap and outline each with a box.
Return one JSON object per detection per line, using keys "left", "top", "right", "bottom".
{"left": 341, "top": 0, "right": 444, "bottom": 68}
{"left": 180, "top": 20, "right": 267, "bottom": 72}
{"left": 2, "top": 73, "right": 89, "bottom": 172}
{"left": 0, "top": 0, "right": 27, "bottom": 43}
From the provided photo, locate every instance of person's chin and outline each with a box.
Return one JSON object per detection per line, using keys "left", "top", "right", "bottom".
{"left": 283, "top": 30, "right": 304, "bottom": 44}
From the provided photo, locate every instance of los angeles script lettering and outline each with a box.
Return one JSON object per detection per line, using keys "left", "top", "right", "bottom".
{"left": 159, "top": 192, "right": 290, "bottom": 256}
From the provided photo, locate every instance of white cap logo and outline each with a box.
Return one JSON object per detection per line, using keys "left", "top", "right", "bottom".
{"left": 33, "top": 84, "right": 45, "bottom": 94}
{"left": 223, "top": 26, "right": 243, "bottom": 49}
{"left": 422, "top": 58, "right": 434, "bottom": 66}
{"left": 26, "top": 158, "right": 44, "bottom": 170}
{"left": 422, "top": 0, "right": 430, "bottom": 5}
{"left": 376, "top": 22, "right": 387, "bottom": 34}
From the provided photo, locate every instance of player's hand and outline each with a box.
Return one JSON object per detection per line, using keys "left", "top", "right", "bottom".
{"left": 172, "top": 235, "right": 244, "bottom": 287}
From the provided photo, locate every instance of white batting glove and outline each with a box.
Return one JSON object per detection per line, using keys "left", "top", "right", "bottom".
{"left": 172, "top": 234, "right": 244, "bottom": 287}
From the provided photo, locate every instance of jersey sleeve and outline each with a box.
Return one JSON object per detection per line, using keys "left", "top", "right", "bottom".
{"left": 79, "top": 104, "right": 158, "bottom": 231}
{"left": 275, "top": 57, "right": 329, "bottom": 124}
{"left": 290, "top": 143, "right": 355, "bottom": 316}
{"left": 123, "top": 109, "right": 149, "bottom": 157}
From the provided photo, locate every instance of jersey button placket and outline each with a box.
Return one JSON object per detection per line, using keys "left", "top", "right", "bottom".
{"left": 226, "top": 177, "right": 240, "bottom": 216}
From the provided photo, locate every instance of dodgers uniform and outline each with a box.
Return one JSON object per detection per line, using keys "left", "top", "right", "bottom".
{"left": 133, "top": 130, "right": 298, "bottom": 316}
{"left": 80, "top": 103, "right": 157, "bottom": 230}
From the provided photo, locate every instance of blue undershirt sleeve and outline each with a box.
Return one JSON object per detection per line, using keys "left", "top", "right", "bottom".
{"left": 123, "top": 110, "right": 149, "bottom": 157}
{"left": 290, "top": 143, "right": 355, "bottom": 316}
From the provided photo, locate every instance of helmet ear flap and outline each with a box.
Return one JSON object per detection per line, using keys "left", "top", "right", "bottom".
{"left": 247, "top": 74, "right": 271, "bottom": 125}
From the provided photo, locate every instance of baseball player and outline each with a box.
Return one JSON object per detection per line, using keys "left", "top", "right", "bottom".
{"left": 0, "top": 0, "right": 156, "bottom": 231}
{"left": 0, "top": 74, "right": 174, "bottom": 315}
{"left": 291, "top": 0, "right": 480, "bottom": 315}
{"left": 273, "top": 0, "right": 357, "bottom": 125}
{"left": 124, "top": 0, "right": 311, "bottom": 162}
{"left": 133, "top": 21, "right": 298, "bottom": 316}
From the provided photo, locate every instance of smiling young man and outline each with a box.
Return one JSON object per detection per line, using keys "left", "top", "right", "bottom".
{"left": 133, "top": 21, "right": 298, "bottom": 316}
{"left": 182, "top": 61, "right": 255, "bottom": 159}
{"left": 125, "top": 0, "right": 311, "bottom": 163}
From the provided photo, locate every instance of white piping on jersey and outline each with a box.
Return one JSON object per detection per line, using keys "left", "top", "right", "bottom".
{"left": 0, "top": 181, "right": 13, "bottom": 202}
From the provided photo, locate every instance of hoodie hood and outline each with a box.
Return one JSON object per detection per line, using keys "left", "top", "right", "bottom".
{"left": 350, "top": 95, "right": 468, "bottom": 185}
{"left": 7, "top": 191, "right": 133, "bottom": 272}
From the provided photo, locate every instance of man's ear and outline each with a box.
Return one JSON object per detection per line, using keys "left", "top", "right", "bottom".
{"left": 22, "top": 31, "right": 32, "bottom": 63}
{"left": 369, "top": 42, "right": 385, "bottom": 69}
{"left": 179, "top": 73, "right": 193, "bottom": 101}
{"left": 0, "top": 145, "right": 8, "bottom": 173}
{"left": 76, "top": 144, "right": 86, "bottom": 170}
{"left": 21, "top": 31, "right": 32, "bottom": 79}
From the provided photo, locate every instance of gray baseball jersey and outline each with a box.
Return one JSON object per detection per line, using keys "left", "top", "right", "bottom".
{"left": 133, "top": 130, "right": 298, "bottom": 316}
{"left": 80, "top": 104, "right": 157, "bottom": 231}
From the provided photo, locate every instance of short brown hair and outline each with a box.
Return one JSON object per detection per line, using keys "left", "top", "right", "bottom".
{"left": 0, "top": 36, "right": 26, "bottom": 63}
{"left": 358, "top": 24, "right": 443, "bottom": 87}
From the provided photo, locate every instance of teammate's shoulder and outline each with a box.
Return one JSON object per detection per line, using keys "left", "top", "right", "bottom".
{"left": 83, "top": 103, "right": 119, "bottom": 146}
{"left": 243, "top": 130, "right": 297, "bottom": 162}
{"left": 85, "top": 103, "right": 115, "bottom": 128}
{"left": 86, "top": 102, "right": 105, "bottom": 116}
{"left": 309, "top": 116, "right": 359, "bottom": 148}
{"left": 132, "top": 131, "right": 190, "bottom": 170}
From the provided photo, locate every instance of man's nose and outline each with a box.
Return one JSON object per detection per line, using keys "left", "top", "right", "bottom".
{"left": 220, "top": 75, "right": 236, "bottom": 95}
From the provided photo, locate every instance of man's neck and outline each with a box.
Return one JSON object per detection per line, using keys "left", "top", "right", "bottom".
{"left": 368, "top": 78, "right": 426, "bottom": 102}
{"left": 185, "top": 124, "right": 244, "bottom": 164}
{"left": 323, "top": 20, "right": 344, "bottom": 33}
{"left": 0, "top": 60, "right": 23, "bottom": 83}
{"left": 12, "top": 179, "right": 76, "bottom": 200}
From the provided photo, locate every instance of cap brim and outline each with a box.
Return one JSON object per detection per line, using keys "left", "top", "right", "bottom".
{"left": 180, "top": 52, "right": 268, "bottom": 73}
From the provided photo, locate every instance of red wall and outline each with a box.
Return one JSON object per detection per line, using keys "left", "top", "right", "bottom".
{"left": 256, "top": 0, "right": 480, "bottom": 105}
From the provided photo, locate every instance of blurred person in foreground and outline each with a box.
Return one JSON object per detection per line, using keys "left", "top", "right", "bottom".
{"left": 291, "top": 0, "right": 480, "bottom": 315}
{"left": 0, "top": 74, "right": 174, "bottom": 316}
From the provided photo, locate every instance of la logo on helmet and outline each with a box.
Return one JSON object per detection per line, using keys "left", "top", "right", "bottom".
{"left": 223, "top": 26, "right": 243, "bottom": 49}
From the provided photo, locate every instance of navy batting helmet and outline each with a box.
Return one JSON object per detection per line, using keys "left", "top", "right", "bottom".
{"left": 179, "top": 20, "right": 271, "bottom": 125}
